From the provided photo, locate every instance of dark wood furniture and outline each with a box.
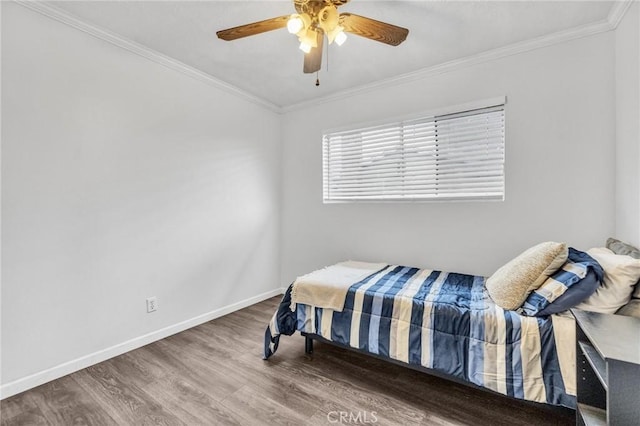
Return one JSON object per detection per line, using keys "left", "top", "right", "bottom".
{"left": 572, "top": 309, "right": 640, "bottom": 426}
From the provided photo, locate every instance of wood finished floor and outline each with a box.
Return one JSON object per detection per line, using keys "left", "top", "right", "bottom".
{"left": 1, "top": 296, "right": 574, "bottom": 425}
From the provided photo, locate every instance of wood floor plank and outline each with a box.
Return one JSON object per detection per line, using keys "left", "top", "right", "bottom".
{"left": 0, "top": 411, "right": 49, "bottom": 426}
{"left": 72, "top": 364, "right": 184, "bottom": 425}
{"left": 164, "top": 322, "right": 258, "bottom": 364}
{"left": 106, "top": 350, "right": 246, "bottom": 425}
{"left": 1, "top": 296, "right": 573, "bottom": 426}
{"left": 0, "top": 393, "right": 49, "bottom": 426}
{"left": 134, "top": 342, "right": 245, "bottom": 402}
{"left": 150, "top": 336, "right": 254, "bottom": 388}
{"left": 23, "top": 375, "right": 117, "bottom": 426}
{"left": 219, "top": 385, "right": 311, "bottom": 426}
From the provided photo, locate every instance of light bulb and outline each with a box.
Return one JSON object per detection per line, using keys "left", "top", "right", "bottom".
{"left": 326, "top": 25, "right": 343, "bottom": 44}
{"left": 299, "top": 29, "right": 318, "bottom": 48}
{"left": 287, "top": 16, "right": 304, "bottom": 34}
{"left": 299, "top": 42, "right": 312, "bottom": 53}
{"left": 335, "top": 31, "right": 347, "bottom": 46}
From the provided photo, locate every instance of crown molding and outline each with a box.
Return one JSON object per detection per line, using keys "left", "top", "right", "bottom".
{"left": 14, "top": 0, "right": 282, "bottom": 114}
{"left": 282, "top": 16, "right": 619, "bottom": 113}
{"left": 607, "top": 0, "right": 635, "bottom": 28}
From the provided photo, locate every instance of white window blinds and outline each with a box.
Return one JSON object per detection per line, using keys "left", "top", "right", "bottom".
{"left": 322, "top": 103, "right": 505, "bottom": 202}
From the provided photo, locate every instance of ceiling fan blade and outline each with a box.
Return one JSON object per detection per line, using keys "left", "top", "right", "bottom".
{"left": 339, "top": 13, "right": 409, "bottom": 46}
{"left": 303, "top": 31, "right": 324, "bottom": 74}
{"left": 217, "top": 15, "right": 290, "bottom": 41}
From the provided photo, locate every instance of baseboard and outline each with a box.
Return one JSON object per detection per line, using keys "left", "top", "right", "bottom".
{"left": 0, "top": 287, "right": 286, "bottom": 400}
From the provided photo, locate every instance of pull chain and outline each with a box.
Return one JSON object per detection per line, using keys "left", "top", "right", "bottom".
{"left": 326, "top": 38, "right": 329, "bottom": 72}
{"left": 315, "top": 35, "right": 331, "bottom": 87}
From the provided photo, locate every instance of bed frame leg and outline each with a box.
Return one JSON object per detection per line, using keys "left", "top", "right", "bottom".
{"left": 305, "top": 335, "right": 313, "bottom": 354}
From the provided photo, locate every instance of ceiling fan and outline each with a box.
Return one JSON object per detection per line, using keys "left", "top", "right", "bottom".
{"left": 216, "top": 0, "right": 409, "bottom": 75}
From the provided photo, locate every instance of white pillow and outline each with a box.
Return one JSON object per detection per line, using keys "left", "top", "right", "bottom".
{"left": 575, "top": 247, "right": 640, "bottom": 314}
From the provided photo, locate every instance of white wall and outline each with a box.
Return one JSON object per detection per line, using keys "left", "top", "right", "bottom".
{"left": 614, "top": 2, "right": 640, "bottom": 247}
{"left": 1, "top": 2, "right": 281, "bottom": 392}
{"left": 281, "top": 32, "right": 616, "bottom": 282}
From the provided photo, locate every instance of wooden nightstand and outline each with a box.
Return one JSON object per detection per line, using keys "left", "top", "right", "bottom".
{"left": 571, "top": 309, "right": 640, "bottom": 425}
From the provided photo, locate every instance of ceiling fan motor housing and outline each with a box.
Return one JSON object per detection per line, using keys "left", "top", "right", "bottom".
{"left": 294, "top": 0, "right": 347, "bottom": 19}
{"left": 294, "top": 0, "right": 349, "bottom": 12}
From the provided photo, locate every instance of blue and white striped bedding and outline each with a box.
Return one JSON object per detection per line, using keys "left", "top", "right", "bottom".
{"left": 264, "top": 265, "right": 576, "bottom": 408}
{"left": 521, "top": 248, "right": 603, "bottom": 316}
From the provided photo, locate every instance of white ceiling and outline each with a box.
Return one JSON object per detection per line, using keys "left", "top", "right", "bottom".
{"left": 48, "top": 1, "right": 616, "bottom": 108}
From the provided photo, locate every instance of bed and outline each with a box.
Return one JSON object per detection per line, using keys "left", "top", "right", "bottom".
{"left": 264, "top": 263, "right": 579, "bottom": 408}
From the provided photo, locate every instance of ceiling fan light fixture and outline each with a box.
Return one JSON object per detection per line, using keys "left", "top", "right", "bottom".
{"left": 326, "top": 25, "right": 345, "bottom": 44}
{"left": 335, "top": 30, "right": 347, "bottom": 46}
{"left": 287, "top": 15, "right": 303, "bottom": 34}
{"left": 299, "top": 42, "right": 312, "bottom": 53}
{"left": 318, "top": 6, "right": 339, "bottom": 32}
{"left": 298, "top": 28, "right": 319, "bottom": 49}
{"left": 287, "top": 13, "right": 311, "bottom": 35}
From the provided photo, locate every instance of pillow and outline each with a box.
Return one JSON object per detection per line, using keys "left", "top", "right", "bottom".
{"left": 606, "top": 238, "right": 640, "bottom": 300}
{"left": 521, "top": 248, "right": 603, "bottom": 316}
{"left": 632, "top": 280, "right": 640, "bottom": 300}
{"left": 486, "top": 241, "right": 568, "bottom": 310}
{"left": 606, "top": 237, "right": 640, "bottom": 259}
{"left": 538, "top": 270, "right": 600, "bottom": 316}
{"left": 616, "top": 299, "right": 640, "bottom": 318}
{"left": 575, "top": 247, "right": 640, "bottom": 314}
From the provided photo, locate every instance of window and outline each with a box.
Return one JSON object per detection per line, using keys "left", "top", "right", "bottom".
{"left": 322, "top": 100, "right": 505, "bottom": 202}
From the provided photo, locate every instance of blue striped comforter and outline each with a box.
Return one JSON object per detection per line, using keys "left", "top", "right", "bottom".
{"left": 264, "top": 265, "right": 576, "bottom": 408}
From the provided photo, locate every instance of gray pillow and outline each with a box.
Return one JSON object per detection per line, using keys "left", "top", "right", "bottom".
{"left": 486, "top": 242, "right": 568, "bottom": 310}
{"left": 633, "top": 280, "right": 640, "bottom": 300}
{"left": 616, "top": 299, "right": 640, "bottom": 319}
{"left": 606, "top": 237, "right": 640, "bottom": 258}
{"left": 606, "top": 238, "right": 640, "bottom": 299}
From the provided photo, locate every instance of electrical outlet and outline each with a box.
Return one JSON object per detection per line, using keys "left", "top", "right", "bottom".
{"left": 146, "top": 297, "right": 158, "bottom": 313}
